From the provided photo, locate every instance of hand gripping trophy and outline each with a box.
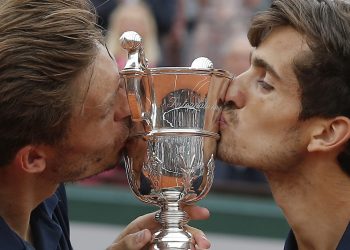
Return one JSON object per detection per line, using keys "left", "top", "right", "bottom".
{"left": 120, "top": 31, "right": 233, "bottom": 250}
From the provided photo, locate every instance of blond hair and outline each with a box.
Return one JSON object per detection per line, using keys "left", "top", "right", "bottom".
{"left": 106, "top": 1, "right": 160, "bottom": 67}
{"left": 0, "top": 0, "right": 103, "bottom": 166}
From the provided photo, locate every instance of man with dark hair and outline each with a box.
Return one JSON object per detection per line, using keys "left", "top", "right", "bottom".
{"left": 218, "top": 0, "right": 350, "bottom": 249}
{"left": 0, "top": 0, "right": 210, "bottom": 249}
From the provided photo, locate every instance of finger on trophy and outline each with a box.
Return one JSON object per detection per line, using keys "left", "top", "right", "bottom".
{"left": 181, "top": 205, "right": 210, "bottom": 221}
{"left": 114, "top": 212, "right": 159, "bottom": 242}
{"left": 106, "top": 229, "right": 152, "bottom": 250}
{"left": 183, "top": 225, "right": 211, "bottom": 250}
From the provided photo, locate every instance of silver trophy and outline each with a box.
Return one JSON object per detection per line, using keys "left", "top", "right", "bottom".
{"left": 120, "top": 31, "right": 232, "bottom": 250}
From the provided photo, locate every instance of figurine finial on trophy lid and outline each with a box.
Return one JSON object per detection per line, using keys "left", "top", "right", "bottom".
{"left": 120, "top": 31, "right": 149, "bottom": 70}
{"left": 120, "top": 31, "right": 142, "bottom": 51}
{"left": 190, "top": 57, "right": 214, "bottom": 69}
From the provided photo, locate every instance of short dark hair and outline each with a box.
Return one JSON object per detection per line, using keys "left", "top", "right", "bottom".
{"left": 248, "top": 0, "right": 350, "bottom": 173}
{"left": 0, "top": 0, "right": 103, "bottom": 166}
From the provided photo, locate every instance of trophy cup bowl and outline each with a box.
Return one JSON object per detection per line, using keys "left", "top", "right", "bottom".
{"left": 120, "top": 31, "right": 232, "bottom": 249}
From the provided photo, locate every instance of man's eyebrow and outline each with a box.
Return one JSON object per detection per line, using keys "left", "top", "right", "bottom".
{"left": 252, "top": 55, "right": 281, "bottom": 81}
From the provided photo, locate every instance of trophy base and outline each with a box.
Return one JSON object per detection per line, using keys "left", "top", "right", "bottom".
{"left": 149, "top": 242, "right": 195, "bottom": 250}
{"left": 149, "top": 229, "right": 195, "bottom": 250}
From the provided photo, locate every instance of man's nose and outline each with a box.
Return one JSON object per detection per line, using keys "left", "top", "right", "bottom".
{"left": 224, "top": 74, "right": 246, "bottom": 109}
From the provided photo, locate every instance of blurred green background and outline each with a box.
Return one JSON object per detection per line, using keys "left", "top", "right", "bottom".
{"left": 66, "top": 183, "right": 289, "bottom": 239}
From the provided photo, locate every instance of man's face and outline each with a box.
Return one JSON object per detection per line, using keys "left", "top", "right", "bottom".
{"left": 218, "top": 26, "right": 311, "bottom": 172}
{"left": 46, "top": 45, "right": 130, "bottom": 182}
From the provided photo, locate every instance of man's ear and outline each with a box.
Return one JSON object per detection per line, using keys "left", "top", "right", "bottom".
{"left": 14, "top": 145, "right": 47, "bottom": 173}
{"left": 308, "top": 116, "right": 350, "bottom": 153}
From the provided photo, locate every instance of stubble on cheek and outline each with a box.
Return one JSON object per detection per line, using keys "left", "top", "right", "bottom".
{"left": 217, "top": 126, "right": 239, "bottom": 165}
{"left": 225, "top": 110, "right": 239, "bottom": 125}
{"left": 43, "top": 153, "right": 89, "bottom": 183}
{"left": 217, "top": 110, "right": 256, "bottom": 167}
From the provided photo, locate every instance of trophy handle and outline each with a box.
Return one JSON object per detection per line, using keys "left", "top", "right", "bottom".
{"left": 120, "top": 31, "right": 152, "bottom": 132}
{"left": 123, "top": 155, "right": 159, "bottom": 205}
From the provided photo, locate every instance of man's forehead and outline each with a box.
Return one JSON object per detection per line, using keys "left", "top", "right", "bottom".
{"left": 252, "top": 27, "right": 309, "bottom": 68}
{"left": 72, "top": 49, "right": 120, "bottom": 112}
{"left": 88, "top": 45, "right": 119, "bottom": 87}
{"left": 258, "top": 26, "right": 309, "bottom": 54}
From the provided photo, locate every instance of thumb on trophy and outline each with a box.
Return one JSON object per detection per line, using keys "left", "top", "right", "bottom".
{"left": 106, "top": 229, "right": 152, "bottom": 250}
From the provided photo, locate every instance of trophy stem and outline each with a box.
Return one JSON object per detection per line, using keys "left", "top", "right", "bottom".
{"left": 150, "top": 198, "right": 194, "bottom": 250}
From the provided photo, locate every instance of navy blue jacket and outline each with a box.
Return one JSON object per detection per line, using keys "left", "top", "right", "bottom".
{"left": 0, "top": 185, "right": 73, "bottom": 250}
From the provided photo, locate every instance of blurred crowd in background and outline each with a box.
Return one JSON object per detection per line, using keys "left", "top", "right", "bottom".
{"left": 86, "top": 0, "right": 271, "bottom": 194}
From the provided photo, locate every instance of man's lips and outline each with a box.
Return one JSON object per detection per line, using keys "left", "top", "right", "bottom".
{"left": 219, "top": 115, "right": 227, "bottom": 125}
{"left": 218, "top": 114, "right": 227, "bottom": 127}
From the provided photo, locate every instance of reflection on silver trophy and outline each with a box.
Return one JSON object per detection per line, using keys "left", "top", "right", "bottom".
{"left": 120, "top": 31, "right": 232, "bottom": 250}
